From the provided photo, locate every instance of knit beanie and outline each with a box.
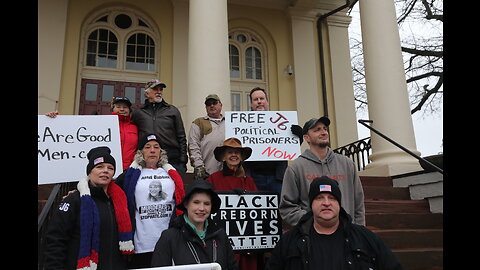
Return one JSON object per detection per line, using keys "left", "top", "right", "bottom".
{"left": 137, "top": 134, "right": 162, "bottom": 150}
{"left": 86, "top": 146, "right": 116, "bottom": 175}
{"left": 308, "top": 176, "right": 342, "bottom": 206}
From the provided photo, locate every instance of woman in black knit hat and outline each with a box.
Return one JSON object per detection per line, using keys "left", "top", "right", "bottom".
{"left": 44, "top": 146, "right": 133, "bottom": 270}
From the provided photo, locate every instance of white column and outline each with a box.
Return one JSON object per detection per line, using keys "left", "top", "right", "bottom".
{"left": 359, "top": 0, "right": 422, "bottom": 176}
{"left": 325, "top": 14, "right": 359, "bottom": 147}
{"left": 288, "top": 8, "right": 322, "bottom": 135}
{"left": 187, "top": 0, "right": 230, "bottom": 125}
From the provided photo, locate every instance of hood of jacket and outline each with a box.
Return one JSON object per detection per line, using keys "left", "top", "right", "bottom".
{"left": 299, "top": 148, "right": 335, "bottom": 165}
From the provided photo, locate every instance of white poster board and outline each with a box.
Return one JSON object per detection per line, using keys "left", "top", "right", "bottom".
{"left": 38, "top": 115, "right": 123, "bottom": 185}
{"left": 225, "top": 111, "right": 301, "bottom": 161}
{"left": 210, "top": 191, "right": 281, "bottom": 251}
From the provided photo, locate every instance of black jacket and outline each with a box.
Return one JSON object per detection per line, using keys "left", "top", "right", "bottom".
{"left": 151, "top": 215, "right": 238, "bottom": 270}
{"left": 266, "top": 209, "right": 402, "bottom": 270}
{"left": 43, "top": 183, "right": 127, "bottom": 270}
{"left": 131, "top": 99, "right": 187, "bottom": 164}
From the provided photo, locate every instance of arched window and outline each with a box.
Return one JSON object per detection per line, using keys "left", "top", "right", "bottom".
{"left": 86, "top": 29, "right": 118, "bottom": 68}
{"left": 245, "top": 46, "right": 262, "bottom": 80}
{"left": 229, "top": 44, "right": 240, "bottom": 78}
{"left": 228, "top": 30, "right": 267, "bottom": 111}
{"left": 82, "top": 10, "right": 158, "bottom": 72}
{"left": 126, "top": 33, "right": 155, "bottom": 71}
{"left": 79, "top": 7, "right": 159, "bottom": 115}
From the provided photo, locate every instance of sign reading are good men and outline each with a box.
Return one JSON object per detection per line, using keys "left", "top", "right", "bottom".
{"left": 225, "top": 111, "right": 301, "bottom": 161}
{"left": 210, "top": 191, "right": 281, "bottom": 252}
{"left": 38, "top": 115, "right": 123, "bottom": 185}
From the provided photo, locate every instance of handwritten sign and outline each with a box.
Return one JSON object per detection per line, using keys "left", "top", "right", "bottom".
{"left": 38, "top": 115, "right": 123, "bottom": 185}
{"left": 225, "top": 111, "right": 300, "bottom": 161}
{"left": 210, "top": 191, "right": 281, "bottom": 252}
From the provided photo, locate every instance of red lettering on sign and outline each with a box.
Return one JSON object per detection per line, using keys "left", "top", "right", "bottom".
{"left": 261, "top": 147, "right": 297, "bottom": 160}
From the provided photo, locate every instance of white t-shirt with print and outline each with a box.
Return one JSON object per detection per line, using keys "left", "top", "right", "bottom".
{"left": 134, "top": 167, "right": 175, "bottom": 253}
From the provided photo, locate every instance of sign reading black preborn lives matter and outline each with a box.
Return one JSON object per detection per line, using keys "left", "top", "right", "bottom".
{"left": 38, "top": 115, "right": 123, "bottom": 185}
{"left": 210, "top": 191, "right": 281, "bottom": 252}
{"left": 225, "top": 111, "right": 301, "bottom": 161}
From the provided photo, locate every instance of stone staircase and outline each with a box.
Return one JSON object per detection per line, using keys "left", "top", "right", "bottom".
{"left": 362, "top": 176, "right": 443, "bottom": 270}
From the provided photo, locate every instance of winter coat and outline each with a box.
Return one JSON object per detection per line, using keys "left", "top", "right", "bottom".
{"left": 131, "top": 99, "right": 187, "bottom": 165}
{"left": 206, "top": 165, "right": 258, "bottom": 192}
{"left": 266, "top": 209, "right": 403, "bottom": 270}
{"left": 43, "top": 183, "right": 127, "bottom": 270}
{"left": 151, "top": 215, "right": 238, "bottom": 270}
{"left": 280, "top": 148, "right": 365, "bottom": 226}
{"left": 112, "top": 112, "right": 138, "bottom": 170}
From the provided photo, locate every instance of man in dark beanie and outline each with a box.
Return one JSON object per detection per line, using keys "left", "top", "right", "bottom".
{"left": 267, "top": 176, "right": 402, "bottom": 270}
{"left": 280, "top": 116, "right": 365, "bottom": 228}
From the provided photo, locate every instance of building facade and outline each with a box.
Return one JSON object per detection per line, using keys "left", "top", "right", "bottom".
{"left": 38, "top": 0, "right": 422, "bottom": 176}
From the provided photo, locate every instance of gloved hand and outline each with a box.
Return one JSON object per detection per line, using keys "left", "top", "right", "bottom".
{"left": 290, "top": 124, "right": 303, "bottom": 145}
{"left": 194, "top": 165, "right": 209, "bottom": 180}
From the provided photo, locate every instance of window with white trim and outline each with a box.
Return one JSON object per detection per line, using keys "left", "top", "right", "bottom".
{"left": 83, "top": 10, "right": 158, "bottom": 72}
{"left": 229, "top": 30, "right": 267, "bottom": 111}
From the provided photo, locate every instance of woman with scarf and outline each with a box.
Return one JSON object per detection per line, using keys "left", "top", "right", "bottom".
{"left": 151, "top": 180, "right": 238, "bottom": 270}
{"left": 115, "top": 134, "right": 185, "bottom": 268}
{"left": 44, "top": 146, "right": 134, "bottom": 270}
{"left": 206, "top": 138, "right": 259, "bottom": 270}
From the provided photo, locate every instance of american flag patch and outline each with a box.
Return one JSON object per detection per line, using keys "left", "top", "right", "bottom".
{"left": 147, "top": 135, "right": 157, "bottom": 141}
{"left": 319, "top": 185, "right": 331, "bottom": 192}
{"left": 93, "top": 157, "right": 104, "bottom": 165}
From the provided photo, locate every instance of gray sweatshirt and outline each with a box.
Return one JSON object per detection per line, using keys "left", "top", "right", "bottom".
{"left": 280, "top": 148, "right": 365, "bottom": 226}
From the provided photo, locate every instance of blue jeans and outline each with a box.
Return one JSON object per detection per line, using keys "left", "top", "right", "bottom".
{"left": 249, "top": 171, "right": 282, "bottom": 194}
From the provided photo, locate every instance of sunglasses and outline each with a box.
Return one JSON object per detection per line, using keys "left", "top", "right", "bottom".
{"left": 205, "top": 100, "right": 219, "bottom": 106}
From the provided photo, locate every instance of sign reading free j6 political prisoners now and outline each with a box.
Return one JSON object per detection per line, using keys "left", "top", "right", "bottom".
{"left": 225, "top": 111, "right": 301, "bottom": 161}
{"left": 38, "top": 115, "right": 123, "bottom": 185}
{"left": 210, "top": 191, "right": 281, "bottom": 252}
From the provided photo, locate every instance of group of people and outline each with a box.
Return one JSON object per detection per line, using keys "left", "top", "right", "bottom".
{"left": 42, "top": 80, "right": 402, "bottom": 269}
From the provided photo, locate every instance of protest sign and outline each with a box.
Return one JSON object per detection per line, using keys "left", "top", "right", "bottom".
{"left": 225, "top": 111, "right": 301, "bottom": 161}
{"left": 38, "top": 115, "right": 123, "bottom": 185}
{"left": 210, "top": 191, "right": 281, "bottom": 252}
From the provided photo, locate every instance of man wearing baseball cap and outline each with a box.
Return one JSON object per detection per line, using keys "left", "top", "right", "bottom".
{"left": 267, "top": 176, "right": 402, "bottom": 270}
{"left": 131, "top": 79, "right": 188, "bottom": 179}
{"left": 187, "top": 94, "right": 226, "bottom": 180}
{"left": 280, "top": 116, "right": 365, "bottom": 228}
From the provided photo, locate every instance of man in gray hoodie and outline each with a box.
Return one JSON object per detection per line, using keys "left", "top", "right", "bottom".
{"left": 280, "top": 116, "right": 365, "bottom": 227}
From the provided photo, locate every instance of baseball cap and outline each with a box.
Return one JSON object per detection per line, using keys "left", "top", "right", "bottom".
{"left": 302, "top": 116, "right": 330, "bottom": 135}
{"left": 205, "top": 94, "right": 221, "bottom": 105}
{"left": 145, "top": 79, "right": 167, "bottom": 90}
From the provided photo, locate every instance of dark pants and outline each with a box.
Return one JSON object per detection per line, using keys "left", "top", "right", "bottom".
{"left": 169, "top": 161, "right": 187, "bottom": 182}
{"left": 250, "top": 171, "right": 282, "bottom": 194}
{"left": 128, "top": 252, "right": 153, "bottom": 269}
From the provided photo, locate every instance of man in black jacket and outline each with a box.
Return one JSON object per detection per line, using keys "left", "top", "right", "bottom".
{"left": 267, "top": 176, "right": 402, "bottom": 270}
{"left": 132, "top": 79, "right": 188, "bottom": 179}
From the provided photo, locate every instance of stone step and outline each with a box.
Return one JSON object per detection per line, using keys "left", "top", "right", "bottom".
{"left": 365, "top": 212, "right": 443, "bottom": 230}
{"left": 372, "top": 229, "right": 443, "bottom": 249}
{"left": 365, "top": 199, "right": 430, "bottom": 213}
{"left": 363, "top": 186, "right": 411, "bottom": 200}
{"left": 364, "top": 199, "right": 430, "bottom": 213}
{"left": 360, "top": 176, "right": 393, "bottom": 186}
{"left": 392, "top": 248, "right": 443, "bottom": 270}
